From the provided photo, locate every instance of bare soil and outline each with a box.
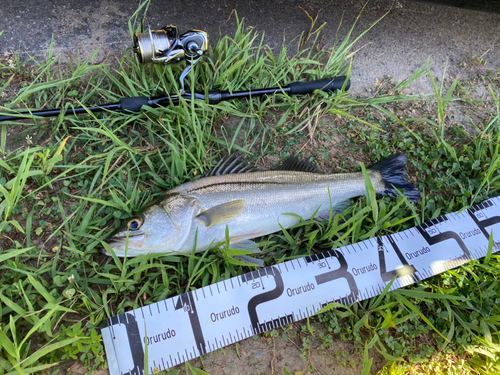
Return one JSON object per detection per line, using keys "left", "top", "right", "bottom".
{"left": 63, "top": 323, "right": 386, "bottom": 375}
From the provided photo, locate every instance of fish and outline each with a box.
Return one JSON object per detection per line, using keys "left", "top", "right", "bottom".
{"left": 105, "top": 153, "right": 419, "bottom": 265}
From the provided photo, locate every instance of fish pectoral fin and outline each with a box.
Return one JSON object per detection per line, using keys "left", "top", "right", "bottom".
{"left": 314, "top": 199, "right": 351, "bottom": 221}
{"left": 196, "top": 199, "right": 246, "bottom": 227}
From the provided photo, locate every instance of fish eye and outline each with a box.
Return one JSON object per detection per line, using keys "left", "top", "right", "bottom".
{"left": 127, "top": 218, "right": 143, "bottom": 231}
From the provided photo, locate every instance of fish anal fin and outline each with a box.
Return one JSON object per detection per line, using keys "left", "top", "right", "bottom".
{"left": 229, "top": 232, "right": 268, "bottom": 245}
{"left": 314, "top": 199, "right": 351, "bottom": 221}
{"left": 196, "top": 199, "right": 246, "bottom": 227}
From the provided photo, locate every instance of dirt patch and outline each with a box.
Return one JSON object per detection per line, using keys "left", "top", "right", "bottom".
{"left": 61, "top": 321, "right": 385, "bottom": 375}
{"left": 189, "top": 324, "right": 385, "bottom": 375}
{"left": 62, "top": 360, "right": 109, "bottom": 375}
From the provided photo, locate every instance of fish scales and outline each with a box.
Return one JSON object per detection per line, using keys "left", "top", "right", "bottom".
{"left": 106, "top": 154, "right": 419, "bottom": 262}
{"left": 175, "top": 170, "right": 380, "bottom": 223}
{"left": 171, "top": 170, "right": 382, "bottom": 253}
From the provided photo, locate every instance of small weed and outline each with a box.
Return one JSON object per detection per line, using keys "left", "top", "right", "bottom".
{"left": 59, "top": 322, "right": 105, "bottom": 373}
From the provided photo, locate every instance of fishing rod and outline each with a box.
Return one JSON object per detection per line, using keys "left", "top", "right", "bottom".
{"left": 0, "top": 23, "right": 350, "bottom": 122}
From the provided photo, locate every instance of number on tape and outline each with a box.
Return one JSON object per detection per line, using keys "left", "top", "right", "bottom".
{"left": 102, "top": 197, "right": 500, "bottom": 375}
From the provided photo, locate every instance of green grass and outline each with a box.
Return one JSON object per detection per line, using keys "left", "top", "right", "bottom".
{"left": 0, "top": 4, "right": 500, "bottom": 375}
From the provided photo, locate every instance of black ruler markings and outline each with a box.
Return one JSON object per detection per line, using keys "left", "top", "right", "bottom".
{"left": 102, "top": 197, "right": 500, "bottom": 375}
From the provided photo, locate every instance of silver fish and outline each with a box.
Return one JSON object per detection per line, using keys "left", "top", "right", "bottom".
{"left": 106, "top": 153, "right": 419, "bottom": 264}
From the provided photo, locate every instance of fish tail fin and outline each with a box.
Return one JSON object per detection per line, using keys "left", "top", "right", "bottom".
{"left": 369, "top": 154, "right": 420, "bottom": 202}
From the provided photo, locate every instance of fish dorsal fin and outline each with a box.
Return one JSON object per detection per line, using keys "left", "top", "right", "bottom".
{"left": 202, "top": 153, "right": 258, "bottom": 177}
{"left": 196, "top": 199, "right": 246, "bottom": 227}
{"left": 274, "top": 156, "right": 323, "bottom": 173}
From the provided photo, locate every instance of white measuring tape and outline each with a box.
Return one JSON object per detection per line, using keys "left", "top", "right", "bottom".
{"left": 101, "top": 196, "right": 500, "bottom": 375}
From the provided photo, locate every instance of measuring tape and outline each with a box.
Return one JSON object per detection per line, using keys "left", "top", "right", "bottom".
{"left": 101, "top": 196, "right": 500, "bottom": 375}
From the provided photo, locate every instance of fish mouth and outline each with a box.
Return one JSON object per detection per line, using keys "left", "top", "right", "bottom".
{"left": 107, "top": 233, "right": 145, "bottom": 249}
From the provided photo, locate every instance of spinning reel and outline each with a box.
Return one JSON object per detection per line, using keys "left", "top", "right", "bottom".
{"left": 133, "top": 20, "right": 208, "bottom": 94}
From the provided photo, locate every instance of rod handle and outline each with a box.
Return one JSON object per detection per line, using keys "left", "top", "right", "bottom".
{"left": 287, "top": 76, "right": 350, "bottom": 95}
{"left": 120, "top": 96, "right": 149, "bottom": 112}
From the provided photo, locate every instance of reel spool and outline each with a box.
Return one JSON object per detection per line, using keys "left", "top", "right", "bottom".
{"left": 133, "top": 19, "right": 208, "bottom": 94}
